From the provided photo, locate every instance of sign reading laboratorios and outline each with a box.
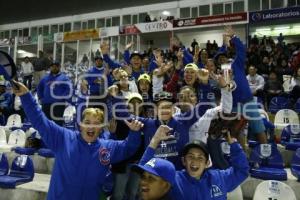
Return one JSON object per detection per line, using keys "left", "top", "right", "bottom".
{"left": 63, "top": 29, "right": 100, "bottom": 42}
{"left": 249, "top": 6, "right": 300, "bottom": 23}
{"left": 173, "top": 12, "right": 247, "bottom": 28}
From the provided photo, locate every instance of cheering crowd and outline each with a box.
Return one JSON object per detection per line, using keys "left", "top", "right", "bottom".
{"left": 3, "top": 25, "right": 300, "bottom": 200}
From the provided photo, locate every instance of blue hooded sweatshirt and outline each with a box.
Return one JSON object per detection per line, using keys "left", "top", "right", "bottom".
{"left": 113, "top": 98, "right": 209, "bottom": 169}
{"left": 37, "top": 72, "right": 72, "bottom": 104}
{"left": 230, "top": 36, "right": 253, "bottom": 107}
{"left": 140, "top": 142, "right": 249, "bottom": 200}
{"left": 20, "top": 92, "right": 141, "bottom": 200}
{"left": 85, "top": 66, "right": 106, "bottom": 95}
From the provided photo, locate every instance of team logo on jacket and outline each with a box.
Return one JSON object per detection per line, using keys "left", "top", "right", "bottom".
{"left": 99, "top": 148, "right": 111, "bottom": 165}
{"left": 210, "top": 185, "right": 223, "bottom": 198}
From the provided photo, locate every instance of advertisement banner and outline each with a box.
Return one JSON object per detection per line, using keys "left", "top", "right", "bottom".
{"left": 135, "top": 21, "right": 173, "bottom": 33}
{"left": 63, "top": 29, "right": 100, "bottom": 42}
{"left": 173, "top": 12, "right": 247, "bottom": 28}
{"left": 119, "top": 25, "right": 140, "bottom": 35}
{"left": 100, "top": 27, "right": 119, "bottom": 37}
{"left": 249, "top": 6, "right": 300, "bottom": 23}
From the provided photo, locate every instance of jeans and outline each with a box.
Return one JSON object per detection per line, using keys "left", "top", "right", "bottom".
{"left": 111, "top": 165, "right": 140, "bottom": 200}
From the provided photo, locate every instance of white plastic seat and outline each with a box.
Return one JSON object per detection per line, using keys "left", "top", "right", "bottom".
{"left": 274, "top": 109, "right": 299, "bottom": 132}
{"left": 253, "top": 180, "right": 296, "bottom": 200}
{"left": 227, "top": 185, "right": 243, "bottom": 200}
{"left": 5, "top": 114, "right": 22, "bottom": 129}
{"left": 63, "top": 105, "right": 76, "bottom": 123}
{"left": 0, "top": 127, "right": 6, "bottom": 145}
{"left": 7, "top": 129, "right": 26, "bottom": 146}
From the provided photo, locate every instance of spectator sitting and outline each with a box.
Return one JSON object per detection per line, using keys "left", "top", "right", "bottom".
{"left": 263, "top": 71, "right": 284, "bottom": 107}
{"left": 246, "top": 65, "right": 265, "bottom": 98}
{"left": 290, "top": 67, "right": 300, "bottom": 103}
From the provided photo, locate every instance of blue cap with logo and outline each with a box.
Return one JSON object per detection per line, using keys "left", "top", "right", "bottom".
{"left": 133, "top": 158, "right": 176, "bottom": 186}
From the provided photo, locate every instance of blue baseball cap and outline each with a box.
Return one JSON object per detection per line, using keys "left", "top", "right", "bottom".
{"left": 133, "top": 158, "right": 176, "bottom": 186}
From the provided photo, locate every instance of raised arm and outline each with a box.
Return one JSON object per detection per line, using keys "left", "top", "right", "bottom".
{"left": 13, "top": 81, "right": 69, "bottom": 153}
{"left": 218, "top": 131, "right": 249, "bottom": 192}
{"left": 139, "top": 125, "right": 174, "bottom": 165}
{"left": 101, "top": 42, "right": 121, "bottom": 69}
{"left": 110, "top": 119, "right": 144, "bottom": 164}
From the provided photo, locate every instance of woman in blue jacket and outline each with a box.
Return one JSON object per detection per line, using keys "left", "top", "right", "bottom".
{"left": 135, "top": 124, "right": 249, "bottom": 200}
{"left": 13, "top": 81, "right": 144, "bottom": 200}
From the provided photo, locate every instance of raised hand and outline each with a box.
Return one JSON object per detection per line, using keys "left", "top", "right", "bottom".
{"left": 125, "top": 42, "right": 134, "bottom": 50}
{"left": 150, "top": 125, "right": 174, "bottom": 149}
{"left": 124, "top": 119, "right": 144, "bottom": 131}
{"left": 100, "top": 42, "right": 110, "bottom": 55}
{"left": 12, "top": 80, "right": 29, "bottom": 96}
{"left": 197, "top": 68, "right": 210, "bottom": 84}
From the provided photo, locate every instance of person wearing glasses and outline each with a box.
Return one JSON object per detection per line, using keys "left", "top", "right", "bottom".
{"left": 134, "top": 125, "right": 249, "bottom": 200}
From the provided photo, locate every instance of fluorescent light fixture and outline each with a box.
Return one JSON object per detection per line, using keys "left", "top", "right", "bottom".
{"left": 256, "top": 28, "right": 271, "bottom": 32}
{"left": 274, "top": 26, "right": 290, "bottom": 30}
{"left": 162, "top": 10, "right": 171, "bottom": 16}
{"left": 17, "top": 50, "right": 26, "bottom": 54}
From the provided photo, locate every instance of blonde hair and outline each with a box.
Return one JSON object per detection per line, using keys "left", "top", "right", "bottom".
{"left": 82, "top": 108, "right": 104, "bottom": 123}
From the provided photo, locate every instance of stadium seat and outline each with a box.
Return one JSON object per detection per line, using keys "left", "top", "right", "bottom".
{"left": 248, "top": 140, "right": 259, "bottom": 148}
{"left": 291, "top": 148, "right": 300, "bottom": 181}
{"left": 5, "top": 114, "right": 22, "bottom": 130}
{"left": 295, "top": 98, "right": 300, "bottom": 113}
{"left": 249, "top": 144, "right": 287, "bottom": 180}
{"left": 0, "top": 127, "right": 6, "bottom": 145}
{"left": 0, "top": 129, "right": 26, "bottom": 151}
{"left": 281, "top": 124, "right": 300, "bottom": 151}
{"left": 0, "top": 155, "right": 34, "bottom": 188}
{"left": 227, "top": 185, "right": 243, "bottom": 200}
{"left": 253, "top": 180, "right": 296, "bottom": 200}
{"left": 0, "top": 153, "right": 9, "bottom": 176}
{"left": 269, "top": 97, "right": 290, "bottom": 114}
{"left": 274, "top": 109, "right": 299, "bottom": 133}
{"left": 63, "top": 105, "right": 76, "bottom": 130}
{"left": 38, "top": 148, "right": 55, "bottom": 158}
{"left": 282, "top": 75, "right": 293, "bottom": 92}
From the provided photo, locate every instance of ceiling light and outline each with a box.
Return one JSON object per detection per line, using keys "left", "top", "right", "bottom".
{"left": 162, "top": 10, "right": 171, "bottom": 16}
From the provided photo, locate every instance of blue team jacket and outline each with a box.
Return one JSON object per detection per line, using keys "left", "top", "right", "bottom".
{"left": 37, "top": 72, "right": 72, "bottom": 104}
{"left": 85, "top": 66, "right": 105, "bottom": 95}
{"left": 114, "top": 99, "right": 209, "bottom": 169}
{"left": 140, "top": 142, "right": 249, "bottom": 200}
{"left": 20, "top": 93, "right": 141, "bottom": 200}
{"left": 231, "top": 36, "right": 253, "bottom": 107}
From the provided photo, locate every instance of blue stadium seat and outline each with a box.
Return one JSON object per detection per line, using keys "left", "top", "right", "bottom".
{"left": 291, "top": 148, "right": 300, "bottom": 181}
{"left": 295, "top": 98, "right": 300, "bottom": 113}
{"left": 281, "top": 125, "right": 300, "bottom": 151}
{"left": 37, "top": 148, "right": 55, "bottom": 158}
{"left": 248, "top": 140, "right": 259, "bottom": 148}
{"left": 0, "top": 153, "right": 9, "bottom": 176}
{"left": 14, "top": 147, "right": 36, "bottom": 155}
{"left": 269, "top": 97, "right": 289, "bottom": 114}
{"left": 249, "top": 144, "right": 287, "bottom": 180}
{"left": 0, "top": 155, "right": 34, "bottom": 188}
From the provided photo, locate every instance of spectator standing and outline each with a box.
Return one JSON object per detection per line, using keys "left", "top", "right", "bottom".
{"left": 37, "top": 61, "right": 72, "bottom": 126}
{"left": 33, "top": 51, "right": 50, "bottom": 88}
{"left": 21, "top": 56, "right": 34, "bottom": 90}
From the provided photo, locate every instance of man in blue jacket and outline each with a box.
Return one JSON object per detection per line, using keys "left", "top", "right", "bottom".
{"left": 37, "top": 61, "right": 72, "bottom": 125}
{"left": 135, "top": 124, "right": 249, "bottom": 200}
{"left": 13, "top": 81, "right": 144, "bottom": 200}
